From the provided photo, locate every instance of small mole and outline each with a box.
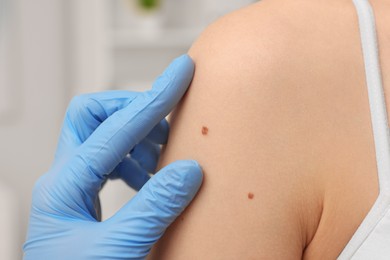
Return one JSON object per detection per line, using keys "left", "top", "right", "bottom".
{"left": 180, "top": 217, "right": 184, "bottom": 221}
{"left": 201, "top": 126, "right": 208, "bottom": 135}
{"left": 248, "top": 192, "right": 254, "bottom": 199}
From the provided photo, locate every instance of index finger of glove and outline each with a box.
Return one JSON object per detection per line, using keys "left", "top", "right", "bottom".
{"left": 77, "top": 54, "right": 194, "bottom": 179}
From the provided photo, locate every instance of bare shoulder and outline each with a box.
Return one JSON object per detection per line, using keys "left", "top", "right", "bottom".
{"left": 150, "top": 1, "right": 379, "bottom": 259}
{"left": 189, "top": 0, "right": 360, "bottom": 73}
{"left": 187, "top": 0, "right": 365, "bottom": 121}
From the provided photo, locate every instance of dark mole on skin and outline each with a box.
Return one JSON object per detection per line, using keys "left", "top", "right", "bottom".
{"left": 248, "top": 192, "right": 254, "bottom": 199}
{"left": 202, "top": 126, "right": 208, "bottom": 135}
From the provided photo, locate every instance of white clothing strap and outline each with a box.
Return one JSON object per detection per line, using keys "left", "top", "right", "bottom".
{"left": 338, "top": 0, "right": 390, "bottom": 258}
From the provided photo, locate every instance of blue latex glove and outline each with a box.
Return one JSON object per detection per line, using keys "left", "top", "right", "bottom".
{"left": 23, "top": 54, "right": 203, "bottom": 260}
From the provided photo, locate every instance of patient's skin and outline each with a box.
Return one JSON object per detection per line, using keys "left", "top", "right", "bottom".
{"left": 149, "top": 0, "right": 390, "bottom": 259}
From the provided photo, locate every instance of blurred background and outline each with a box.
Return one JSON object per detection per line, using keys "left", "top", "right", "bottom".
{"left": 0, "top": 0, "right": 256, "bottom": 258}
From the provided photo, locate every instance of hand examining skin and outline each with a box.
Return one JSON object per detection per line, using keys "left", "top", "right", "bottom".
{"left": 23, "top": 55, "right": 203, "bottom": 260}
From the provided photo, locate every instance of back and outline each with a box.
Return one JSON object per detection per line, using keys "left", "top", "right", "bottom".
{"left": 149, "top": 0, "right": 390, "bottom": 258}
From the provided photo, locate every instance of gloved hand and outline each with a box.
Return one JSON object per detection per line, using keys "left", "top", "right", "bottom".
{"left": 23, "top": 54, "right": 203, "bottom": 260}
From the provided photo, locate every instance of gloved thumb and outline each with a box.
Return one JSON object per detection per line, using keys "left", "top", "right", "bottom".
{"left": 105, "top": 160, "right": 203, "bottom": 258}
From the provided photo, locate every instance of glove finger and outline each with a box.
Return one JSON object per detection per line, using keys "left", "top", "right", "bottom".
{"left": 75, "top": 54, "right": 194, "bottom": 181}
{"left": 130, "top": 139, "right": 161, "bottom": 173}
{"left": 110, "top": 157, "right": 151, "bottom": 191}
{"left": 51, "top": 55, "right": 193, "bottom": 221}
{"left": 106, "top": 160, "right": 203, "bottom": 258}
{"left": 56, "top": 90, "right": 138, "bottom": 158}
{"left": 145, "top": 118, "right": 170, "bottom": 144}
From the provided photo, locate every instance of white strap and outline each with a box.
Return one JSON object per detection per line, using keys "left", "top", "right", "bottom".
{"left": 338, "top": 0, "right": 390, "bottom": 258}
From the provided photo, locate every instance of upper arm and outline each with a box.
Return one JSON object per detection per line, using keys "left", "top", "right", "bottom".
{"left": 149, "top": 2, "right": 326, "bottom": 259}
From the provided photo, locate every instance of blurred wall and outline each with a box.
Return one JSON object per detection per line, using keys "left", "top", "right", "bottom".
{"left": 0, "top": 0, "right": 68, "bottom": 258}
